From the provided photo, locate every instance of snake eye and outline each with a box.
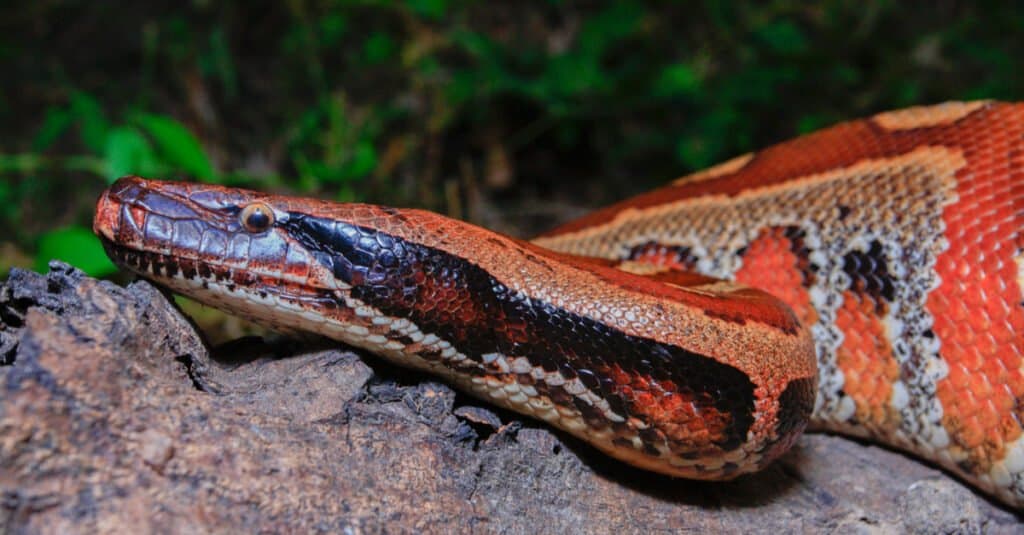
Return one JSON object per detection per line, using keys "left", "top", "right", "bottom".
{"left": 239, "top": 203, "right": 275, "bottom": 233}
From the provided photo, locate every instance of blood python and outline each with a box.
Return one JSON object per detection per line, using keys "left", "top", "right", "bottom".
{"left": 93, "top": 101, "right": 1023, "bottom": 509}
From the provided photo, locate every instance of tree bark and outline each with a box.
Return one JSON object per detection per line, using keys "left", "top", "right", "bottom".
{"left": 0, "top": 263, "right": 1018, "bottom": 533}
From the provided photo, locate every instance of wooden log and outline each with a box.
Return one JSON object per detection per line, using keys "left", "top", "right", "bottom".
{"left": 0, "top": 263, "right": 1017, "bottom": 533}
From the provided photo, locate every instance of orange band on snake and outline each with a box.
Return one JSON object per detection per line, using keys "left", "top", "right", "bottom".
{"left": 93, "top": 100, "right": 1024, "bottom": 509}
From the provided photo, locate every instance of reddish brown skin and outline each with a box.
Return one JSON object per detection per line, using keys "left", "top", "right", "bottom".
{"left": 535, "top": 101, "right": 1024, "bottom": 508}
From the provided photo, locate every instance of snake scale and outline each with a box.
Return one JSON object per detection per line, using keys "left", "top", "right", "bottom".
{"left": 93, "top": 101, "right": 1024, "bottom": 510}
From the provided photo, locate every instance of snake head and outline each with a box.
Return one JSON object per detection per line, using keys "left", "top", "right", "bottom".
{"left": 93, "top": 176, "right": 357, "bottom": 330}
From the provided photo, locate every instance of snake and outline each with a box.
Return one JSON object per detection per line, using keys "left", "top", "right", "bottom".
{"left": 92, "top": 100, "right": 1023, "bottom": 510}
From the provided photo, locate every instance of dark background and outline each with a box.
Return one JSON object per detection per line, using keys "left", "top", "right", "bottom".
{"left": 2, "top": 0, "right": 1022, "bottom": 279}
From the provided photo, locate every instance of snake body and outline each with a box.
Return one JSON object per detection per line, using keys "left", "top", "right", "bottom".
{"left": 94, "top": 101, "right": 1024, "bottom": 509}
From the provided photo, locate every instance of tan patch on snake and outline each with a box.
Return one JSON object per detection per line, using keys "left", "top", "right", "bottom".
{"left": 1017, "top": 250, "right": 1024, "bottom": 302}
{"left": 872, "top": 101, "right": 991, "bottom": 131}
{"left": 671, "top": 153, "right": 753, "bottom": 185}
{"left": 615, "top": 261, "right": 673, "bottom": 276}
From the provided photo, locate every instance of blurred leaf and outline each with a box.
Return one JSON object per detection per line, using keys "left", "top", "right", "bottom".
{"left": 205, "top": 28, "right": 238, "bottom": 98}
{"left": 405, "top": 0, "right": 448, "bottom": 20}
{"left": 797, "top": 113, "right": 833, "bottom": 134}
{"left": 831, "top": 65, "right": 861, "bottom": 86}
{"left": 446, "top": 70, "right": 479, "bottom": 105}
{"left": 654, "top": 63, "right": 702, "bottom": 97}
{"left": 347, "top": 140, "right": 377, "bottom": 179}
{"left": 720, "top": 65, "right": 800, "bottom": 103}
{"left": 542, "top": 53, "right": 606, "bottom": 98}
{"left": 676, "top": 135, "right": 713, "bottom": 171}
{"left": 104, "top": 126, "right": 157, "bottom": 182}
{"left": 416, "top": 55, "right": 442, "bottom": 76}
{"left": 70, "top": 92, "right": 110, "bottom": 153}
{"left": 34, "top": 226, "right": 117, "bottom": 277}
{"left": 134, "top": 113, "right": 216, "bottom": 181}
{"left": 676, "top": 108, "right": 742, "bottom": 169}
{"left": 756, "top": 20, "right": 809, "bottom": 55}
{"left": 894, "top": 80, "right": 922, "bottom": 105}
{"left": 577, "top": 2, "right": 645, "bottom": 54}
{"left": 33, "top": 106, "right": 74, "bottom": 151}
{"left": 319, "top": 12, "right": 348, "bottom": 46}
{"left": 451, "top": 30, "right": 497, "bottom": 59}
{"left": 364, "top": 32, "right": 395, "bottom": 64}
{"left": 336, "top": 184, "right": 357, "bottom": 202}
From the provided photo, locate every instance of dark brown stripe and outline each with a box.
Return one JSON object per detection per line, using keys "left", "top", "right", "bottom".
{"left": 776, "top": 376, "right": 815, "bottom": 440}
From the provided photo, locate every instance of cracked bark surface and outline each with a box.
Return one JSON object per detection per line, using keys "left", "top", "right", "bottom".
{"left": 1, "top": 263, "right": 1020, "bottom": 533}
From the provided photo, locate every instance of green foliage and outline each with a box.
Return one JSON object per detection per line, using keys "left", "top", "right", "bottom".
{"left": 363, "top": 32, "right": 396, "bottom": 64}
{"left": 756, "top": 20, "right": 809, "bottom": 55}
{"left": 3, "top": 89, "right": 224, "bottom": 276}
{"left": 289, "top": 95, "right": 380, "bottom": 196}
{"left": 0, "top": 180, "right": 11, "bottom": 207}
{"left": 23, "top": 93, "right": 218, "bottom": 183}
{"left": 69, "top": 93, "right": 111, "bottom": 153}
{"left": 133, "top": 113, "right": 216, "bottom": 182}
{"left": 654, "top": 64, "right": 702, "bottom": 98}
{"left": 34, "top": 226, "right": 117, "bottom": 277}
{"left": 104, "top": 126, "right": 159, "bottom": 182}
{"left": 406, "top": 0, "right": 449, "bottom": 20}
{"left": 1, "top": 0, "right": 1022, "bottom": 277}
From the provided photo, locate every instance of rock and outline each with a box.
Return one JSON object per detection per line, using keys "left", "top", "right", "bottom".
{"left": 898, "top": 478, "right": 985, "bottom": 534}
{"left": 1, "top": 262, "right": 1020, "bottom": 533}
